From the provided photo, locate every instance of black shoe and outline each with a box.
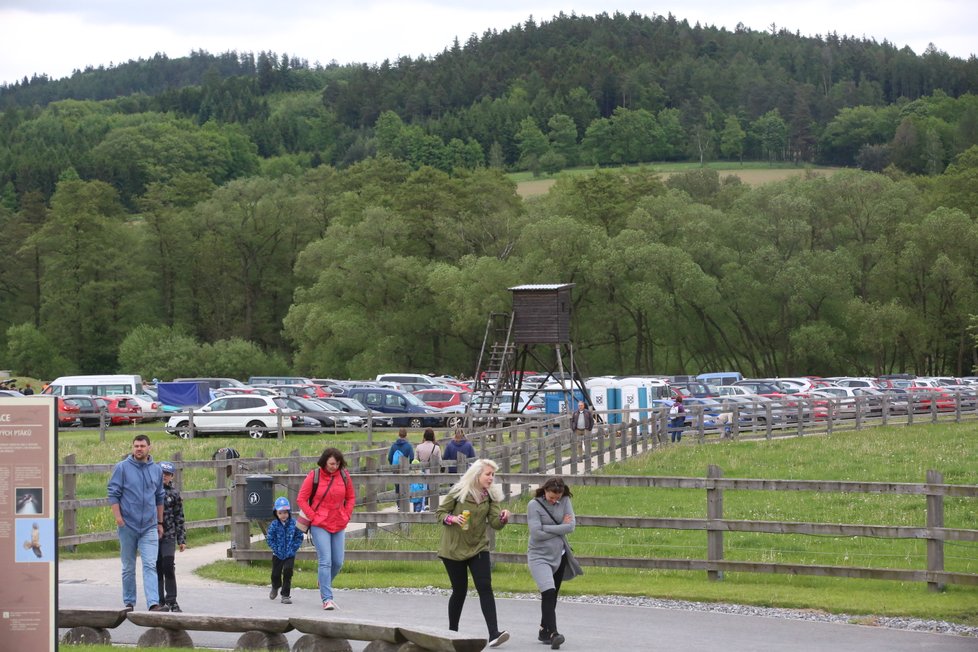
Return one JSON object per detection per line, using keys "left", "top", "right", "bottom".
{"left": 550, "top": 633, "right": 565, "bottom": 650}
{"left": 148, "top": 604, "right": 166, "bottom": 612}
{"left": 123, "top": 604, "right": 134, "bottom": 613}
{"left": 538, "top": 628, "right": 552, "bottom": 643}
{"left": 168, "top": 603, "right": 182, "bottom": 613}
{"left": 270, "top": 587, "right": 279, "bottom": 600}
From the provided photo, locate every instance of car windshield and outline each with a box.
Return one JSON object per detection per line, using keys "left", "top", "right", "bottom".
{"left": 403, "top": 392, "right": 427, "bottom": 407}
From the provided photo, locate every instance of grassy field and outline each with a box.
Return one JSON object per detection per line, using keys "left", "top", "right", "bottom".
{"left": 512, "top": 162, "right": 841, "bottom": 198}
{"left": 181, "top": 423, "right": 978, "bottom": 626}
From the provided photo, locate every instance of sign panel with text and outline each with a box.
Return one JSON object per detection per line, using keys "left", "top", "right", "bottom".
{"left": 0, "top": 397, "right": 56, "bottom": 652}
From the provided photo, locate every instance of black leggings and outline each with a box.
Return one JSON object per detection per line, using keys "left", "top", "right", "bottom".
{"left": 271, "top": 555, "right": 295, "bottom": 597}
{"left": 441, "top": 551, "right": 500, "bottom": 638}
{"left": 541, "top": 554, "right": 568, "bottom": 636}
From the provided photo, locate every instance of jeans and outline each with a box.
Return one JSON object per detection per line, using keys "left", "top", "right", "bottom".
{"left": 309, "top": 526, "right": 346, "bottom": 602}
{"left": 442, "top": 550, "right": 500, "bottom": 639}
{"left": 669, "top": 417, "right": 685, "bottom": 443}
{"left": 119, "top": 524, "right": 160, "bottom": 607}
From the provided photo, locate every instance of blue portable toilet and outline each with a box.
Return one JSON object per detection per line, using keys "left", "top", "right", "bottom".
{"left": 545, "top": 389, "right": 587, "bottom": 415}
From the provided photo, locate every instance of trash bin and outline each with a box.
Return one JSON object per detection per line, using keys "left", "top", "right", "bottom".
{"left": 244, "top": 474, "right": 274, "bottom": 519}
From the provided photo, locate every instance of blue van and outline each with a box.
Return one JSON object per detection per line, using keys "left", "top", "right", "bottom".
{"left": 344, "top": 387, "right": 442, "bottom": 427}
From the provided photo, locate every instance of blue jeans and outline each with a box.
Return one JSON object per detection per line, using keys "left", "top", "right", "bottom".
{"left": 309, "top": 526, "right": 346, "bottom": 602}
{"left": 669, "top": 417, "right": 685, "bottom": 443}
{"left": 119, "top": 524, "right": 160, "bottom": 607}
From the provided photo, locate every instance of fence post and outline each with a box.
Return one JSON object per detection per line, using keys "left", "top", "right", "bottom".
{"left": 926, "top": 469, "right": 946, "bottom": 592}
{"left": 231, "top": 466, "right": 250, "bottom": 564}
{"left": 62, "top": 454, "right": 77, "bottom": 552}
{"left": 500, "top": 450, "right": 512, "bottom": 500}
{"left": 584, "top": 431, "right": 593, "bottom": 474}
{"left": 707, "top": 464, "right": 724, "bottom": 582}
{"left": 364, "top": 455, "right": 378, "bottom": 539}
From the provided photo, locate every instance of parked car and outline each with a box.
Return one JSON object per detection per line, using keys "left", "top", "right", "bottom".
{"left": 95, "top": 396, "right": 144, "bottom": 425}
{"left": 320, "top": 397, "right": 386, "bottom": 427}
{"left": 281, "top": 396, "right": 353, "bottom": 431}
{"left": 343, "top": 388, "right": 441, "bottom": 427}
{"left": 905, "top": 387, "right": 957, "bottom": 412}
{"left": 61, "top": 395, "right": 108, "bottom": 427}
{"left": 413, "top": 388, "right": 471, "bottom": 409}
{"left": 113, "top": 393, "right": 162, "bottom": 421}
{"left": 257, "top": 383, "right": 329, "bottom": 399}
{"left": 165, "top": 395, "right": 297, "bottom": 439}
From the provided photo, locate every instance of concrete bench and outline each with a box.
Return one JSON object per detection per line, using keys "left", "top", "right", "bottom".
{"left": 127, "top": 611, "right": 292, "bottom": 650}
{"left": 59, "top": 607, "right": 131, "bottom": 645}
{"left": 289, "top": 616, "right": 486, "bottom": 652}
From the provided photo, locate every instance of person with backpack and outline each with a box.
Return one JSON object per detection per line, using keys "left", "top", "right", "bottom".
{"left": 297, "top": 447, "right": 355, "bottom": 611}
{"left": 266, "top": 497, "right": 304, "bottom": 604}
{"left": 443, "top": 428, "right": 476, "bottom": 473}
{"left": 156, "top": 461, "right": 186, "bottom": 612}
{"left": 669, "top": 396, "right": 686, "bottom": 443}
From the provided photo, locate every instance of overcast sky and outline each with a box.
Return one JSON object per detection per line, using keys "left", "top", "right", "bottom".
{"left": 1, "top": 1, "right": 975, "bottom": 87}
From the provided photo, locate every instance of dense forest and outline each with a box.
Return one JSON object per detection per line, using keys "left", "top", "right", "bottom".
{"left": 1, "top": 12, "right": 977, "bottom": 380}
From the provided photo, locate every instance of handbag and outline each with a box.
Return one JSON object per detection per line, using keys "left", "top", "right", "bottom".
{"left": 535, "top": 498, "right": 583, "bottom": 580}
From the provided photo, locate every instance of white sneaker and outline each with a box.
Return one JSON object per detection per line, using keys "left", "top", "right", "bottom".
{"left": 488, "top": 631, "right": 510, "bottom": 647}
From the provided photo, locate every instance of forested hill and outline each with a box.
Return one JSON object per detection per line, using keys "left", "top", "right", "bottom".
{"left": 3, "top": 11, "right": 976, "bottom": 117}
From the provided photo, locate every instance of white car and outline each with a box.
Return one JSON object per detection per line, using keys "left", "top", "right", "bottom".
{"left": 165, "top": 395, "right": 296, "bottom": 439}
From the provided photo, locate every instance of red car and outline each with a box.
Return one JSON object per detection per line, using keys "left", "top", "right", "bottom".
{"left": 905, "top": 387, "right": 956, "bottom": 412}
{"left": 413, "top": 389, "right": 471, "bottom": 409}
{"left": 96, "top": 396, "right": 144, "bottom": 425}
{"left": 261, "top": 384, "right": 330, "bottom": 399}
{"left": 57, "top": 397, "right": 81, "bottom": 426}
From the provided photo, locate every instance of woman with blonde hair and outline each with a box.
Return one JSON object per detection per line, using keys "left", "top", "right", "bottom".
{"left": 436, "top": 459, "right": 511, "bottom": 648}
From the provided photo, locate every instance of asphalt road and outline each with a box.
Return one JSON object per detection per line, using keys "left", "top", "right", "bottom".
{"left": 57, "top": 544, "right": 977, "bottom": 651}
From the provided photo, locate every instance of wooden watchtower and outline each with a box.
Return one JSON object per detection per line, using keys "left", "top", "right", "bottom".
{"left": 473, "top": 283, "right": 590, "bottom": 416}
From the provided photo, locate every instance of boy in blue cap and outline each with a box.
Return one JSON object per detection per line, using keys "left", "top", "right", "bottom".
{"left": 156, "top": 461, "right": 186, "bottom": 612}
{"left": 267, "top": 497, "right": 304, "bottom": 604}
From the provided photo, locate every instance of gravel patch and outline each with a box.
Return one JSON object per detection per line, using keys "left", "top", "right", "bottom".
{"left": 357, "top": 587, "right": 978, "bottom": 638}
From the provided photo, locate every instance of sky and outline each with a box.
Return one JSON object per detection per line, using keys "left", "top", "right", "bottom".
{"left": 1, "top": 1, "right": 976, "bottom": 87}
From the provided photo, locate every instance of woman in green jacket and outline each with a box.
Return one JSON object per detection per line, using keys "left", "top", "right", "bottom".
{"left": 436, "top": 458, "right": 511, "bottom": 648}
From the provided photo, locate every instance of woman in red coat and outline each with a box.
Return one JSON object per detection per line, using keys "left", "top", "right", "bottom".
{"left": 297, "top": 447, "right": 356, "bottom": 610}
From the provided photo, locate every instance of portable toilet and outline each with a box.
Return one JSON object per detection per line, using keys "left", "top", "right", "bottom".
{"left": 545, "top": 388, "right": 587, "bottom": 415}
{"left": 585, "top": 377, "right": 620, "bottom": 424}
{"left": 617, "top": 377, "right": 652, "bottom": 427}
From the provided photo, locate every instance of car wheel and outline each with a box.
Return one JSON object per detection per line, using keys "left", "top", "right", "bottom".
{"left": 247, "top": 421, "right": 267, "bottom": 439}
{"left": 446, "top": 415, "right": 464, "bottom": 428}
{"left": 175, "top": 421, "right": 193, "bottom": 439}
{"left": 409, "top": 417, "right": 424, "bottom": 428}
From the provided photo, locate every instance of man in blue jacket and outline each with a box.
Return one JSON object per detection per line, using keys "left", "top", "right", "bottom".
{"left": 108, "top": 434, "right": 165, "bottom": 611}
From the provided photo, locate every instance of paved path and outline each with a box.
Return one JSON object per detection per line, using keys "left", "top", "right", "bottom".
{"left": 58, "top": 539, "right": 977, "bottom": 651}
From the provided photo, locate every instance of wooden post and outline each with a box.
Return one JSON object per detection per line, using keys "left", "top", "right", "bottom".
{"left": 926, "top": 469, "right": 945, "bottom": 592}
{"left": 232, "top": 472, "right": 250, "bottom": 564}
{"left": 364, "top": 456, "right": 378, "bottom": 539}
{"left": 62, "top": 454, "right": 77, "bottom": 552}
{"left": 706, "top": 464, "right": 724, "bottom": 582}
{"left": 764, "top": 403, "right": 773, "bottom": 439}
{"left": 500, "top": 450, "right": 511, "bottom": 501}
{"left": 584, "top": 431, "right": 593, "bottom": 474}
{"left": 520, "top": 441, "right": 530, "bottom": 497}
{"left": 537, "top": 436, "right": 547, "bottom": 473}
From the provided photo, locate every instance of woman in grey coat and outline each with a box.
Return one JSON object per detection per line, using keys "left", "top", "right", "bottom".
{"left": 527, "top": 476, "right": 579, "bottom": 649}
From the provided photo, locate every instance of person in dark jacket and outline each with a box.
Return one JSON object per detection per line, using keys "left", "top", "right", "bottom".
{"left": 156, "top": 461, "right": 187, "bottom": 612}
{"left": 443, "top": 428, "right": 476, "bottom": 473}
{"left": 387, "top": 428, "right": 415, "bottom": 464}
{"left": 266, "top": 497, "right": 305, "bottom": 604}
{"left": 107, "top": 434, "right": 165, "bottom": 611}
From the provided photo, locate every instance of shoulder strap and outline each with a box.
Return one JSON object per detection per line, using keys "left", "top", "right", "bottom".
{"left": 307, "top": 468, "right": 320, "bottom": 506}
{"left": 535, "top": 497, "right": 561, "bottom": 524}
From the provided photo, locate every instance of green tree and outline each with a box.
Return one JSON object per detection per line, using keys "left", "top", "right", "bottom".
{"left": 719, "top": 115, "right": 746, "bottom": 162}
{"left": 515, "top": 117, "right": 550, "bottom": 174}
{"left": 752, "top": 109, "right": 788, "bottom": 163}
{"left": 5, "top": 323, "right": 75, "bottom": 378}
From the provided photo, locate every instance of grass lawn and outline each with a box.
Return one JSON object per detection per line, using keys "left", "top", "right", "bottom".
{"left": 511, "top": 161, "right": 841, "bottom": 197}
{"left": 190, "top": 423, "right": 978, "bottom": 626}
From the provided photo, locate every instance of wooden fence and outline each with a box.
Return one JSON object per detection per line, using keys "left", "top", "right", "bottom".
{"left": 58, "top": 399, "right": 978, "bottom": 590}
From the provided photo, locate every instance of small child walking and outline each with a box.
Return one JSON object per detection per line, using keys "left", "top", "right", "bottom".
{"left": 266, "top": 497, "right": 304, "bottom": 604}
{"left": 157, "top": 461, "right": 187, "bottom": 612}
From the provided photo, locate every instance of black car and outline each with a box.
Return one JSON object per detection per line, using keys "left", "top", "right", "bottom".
{"left": 61, "top": 394, "right": 108, "bottom": 427}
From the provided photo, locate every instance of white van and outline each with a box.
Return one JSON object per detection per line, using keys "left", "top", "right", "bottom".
{"left": 375, "top": 373, "right": 438, "bottom": 387}
{"left": 43, "top": 374, "right": 143, "bottom": 397}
